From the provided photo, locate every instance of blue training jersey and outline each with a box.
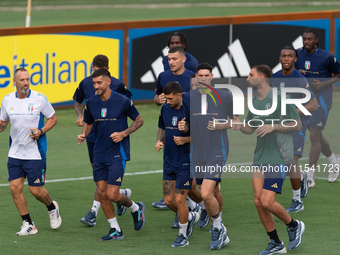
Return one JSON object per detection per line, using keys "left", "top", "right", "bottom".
{"left": 295, "top": 48, "right": 340, "bottom": 109}
{"left": 156, "top": 69, "right": 194, "bottom": 95}
{"left": 158, "top": 104, "right": 190, "bottom": 167}
{"left": 84, "top": 91, "right": 139, "bottom": 163}
{"left": 272, "top": 68, "right": 316, "bottom": 127}
{"left": 73, "top": 75, "right": 132, "bottom": 143}
{"left": 182, "top": 88, "right": 234, "bottom": 163}
{"left": 162, "top": 52, "right": 199, "bottom": 74}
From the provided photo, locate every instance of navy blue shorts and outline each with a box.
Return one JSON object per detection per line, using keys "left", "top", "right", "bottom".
{"left": 86, "top": 140, "right": 95, "bottom": 164}
{"left": 163, "top": 161, "right": 192, "bottom": 190}
{"left": 306, "top": 106, "right": 329, "bottom": 130}
{"left": 93, "top": 159, "right": 126, "bottom": 186}
{"left": 292, "top": 129, "right": 306, "bottom": 157}
{"left": 253, "top": 164, "right": 289, "bottom": 194}
{"left": 192, "top": 160, "right": 224, "bottom": 184}
{"left": 8, "top": 157, "right": 46, "bottom": 187}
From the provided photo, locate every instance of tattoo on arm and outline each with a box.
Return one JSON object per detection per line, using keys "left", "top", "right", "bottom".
{"left": 163, "top": 180, "right": 174, "bottom": 197}
{"left": 123, "top": 115, "right": 144, "bottom": 137}
{"left": 117, "top": 194, "right": 132, "bottom": 207}
{"left": 157, "top": 128, "right": 165, "bottom": 143}
{"left": 74, "top": 102, "right": 83, "bottom": 118}
{"left": 274, "top": 118, "right": 302, "bottom": 133}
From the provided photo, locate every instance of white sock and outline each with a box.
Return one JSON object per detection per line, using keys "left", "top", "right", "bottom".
{"left": 327, "top": 153, "right": 338, "bottom": 164}
{"left": 199, "top": 201, "right": 205, "bottom": 210}
{"left": 293, "top": 189, "right": 301, "bottom": 202}
{"left": 91, "top": 200, "right": 101, "bottom": 216}
{"left": 179, "top": 223, "right": 188, "bottom": 237}
{"left": 212, "top": 214, "right": 221, "bottom": 229}
{"left": 129, "top": 201, "right": 139, "bottom": 213}
{"left": 186, "top": 196, "right": 197, "bottom": 211}
{"left": 188, "top": 211, "right": 193, "bottom": 221}
{"left": 107, "top": 217, "right": 120, "bottom": 231}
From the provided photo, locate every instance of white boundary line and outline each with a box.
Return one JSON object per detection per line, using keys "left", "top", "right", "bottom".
{"left": 1, "top": 2, "right": 340, "bottom": 11}
{"left": 1, "top": 155, "right": 339, "bottom": 187}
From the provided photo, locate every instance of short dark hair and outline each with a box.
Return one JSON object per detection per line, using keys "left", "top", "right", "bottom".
{"left": 14, "top": 68, "right": 28, "bottom": 78}
{"left": 93, "top": 54, "right": 109, "bottom": 68}
{"left": 92, "top": 68, "right": 111, "bottom": 79}
{"left": 168, "top": 46, "right": 185, "bottom": 55}
{"left": 252, "top": 65, "right": 272, "bottom": 79}
{"left": 163, "top": 81, "right": 182, "bottom": 95}
{"left": 167, "top": 31, "right": 188, "bottom": 51}
{"left": 281, "top": 45, "right": 298, "bottom": 58}
{"left": 197, "top": 62, "right": 213, "bottom": 73}
{"left": 303, "top": 27, "right": 319, "bottom": 47}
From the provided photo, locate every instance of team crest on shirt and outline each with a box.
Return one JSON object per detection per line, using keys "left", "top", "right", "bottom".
{"left": 305, "top": 61, "right": 311, "bottom": 70}
{"left": 28, "top": 103, "right": 34, "bottom": 112}
{"left": 172, "top": 116, "right": 178, "bottom": 126}
{"left": 265, "top": 103, "right": 271, "bottom": 110}
{"left": 279, "top": 82, "right": 285, "bottom": 90}
{"left": 101, "top": 108, "right": 107, "bottom": 118}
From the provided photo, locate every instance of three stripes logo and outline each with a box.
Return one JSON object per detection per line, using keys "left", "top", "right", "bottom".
{"left": 140, "top": 39, "right": 251, "bottom": 83}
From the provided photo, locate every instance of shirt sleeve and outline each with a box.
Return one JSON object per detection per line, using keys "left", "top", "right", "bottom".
{"left": 39, "top": 94, "right": 55, "bottom": 119}
{"left": 156, "top": 73, "right": 163, "bottom": 95}
{"left": 73, "top": 80, "right": 86, "bottom": 103}
{"left": 0, "top": 97, "right": 9, "bottom": 121}
{"left": 124, "top": 98, "right": 140, "bottom": 121}
{"left": 327, "top": 54, "right": 340, "bottom": 74}
{"left": 84, "top": 100, "right": 94, "bottom": 125}
{"left": 158, "top": 106, "right": 165, "bottom": 129}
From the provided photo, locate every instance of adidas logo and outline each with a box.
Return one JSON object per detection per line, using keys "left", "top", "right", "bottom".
{"left": 271, "top": 183, "right": 278, "bottom": 188}
{"left": 9, "top": 106, "right": 14, "bottom": 111}
{"left": 317, "top": 122, "right": 323, "bottom": 127}
{"left": 34, "top": 179, "right": 40, "bottom": 184}
{"left": 214, "top": 174, "right": 219, "bottom": 178}
{"left": 140, "top": 39, "right": 251, "bottom": 83}
{"left": 184, "top": 181, "right": 190, "bottom": 186}
{"left": 116, "top": 177, "right": 122, "bottom": 182}
{"left": 306, "top": 83, "right": 310, "bottom": 88}
{"left": 297, "top": 147, "right": 301, "bottom": 152}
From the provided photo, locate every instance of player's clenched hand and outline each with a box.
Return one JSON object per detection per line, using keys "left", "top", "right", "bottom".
{"left": 76, "top": 116, "right": 83, "bottom": 127}
{"left": 231, "top": 116, "right": 242, "bottom": 130}
{"left": 173, "top": 136, "right": 189, "bottom": 146}
{"left": 255, "top": 124, "right": 275, "bottom": 137}
{"left": 29, "top": 128, "right": 40, "bottom": 140}
{"left": 110, "top": 132, "right": 125, "bottom": 143}
{"left": 312, "top": 79, "right": 322, "bottom": 90}
{"left": 178, "top": 117, "right": 186, "bottom": 131}
{"left": 155, "top": 141, "right": 164, "bottom": 151}
{"left": 77, "top": 133, "right": 86, "bottom": 145}
{"left": 157, "top": 93, "right": 166, "bottom": 104}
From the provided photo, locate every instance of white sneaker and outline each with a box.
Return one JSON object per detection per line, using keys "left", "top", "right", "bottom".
{"left": 16, "top": 221, "right": 38, "bottom": 235}
{"left": 49, "top": 201, "right": 62, "bottom": 229}
{"left": 328, "top": 157, "right": 340, "bottom": 183}
{"left": 307, "top": 178, "right": 315, "bottom": 188}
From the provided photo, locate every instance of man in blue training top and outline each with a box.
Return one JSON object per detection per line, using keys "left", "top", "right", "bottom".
{"left": 162, "top": 31, "right": 199, "bottom": 73}
{"left": 295, "top": 28, "right": 340, "bottom": 186}
{"left": 272, "top": 45, "right": 318, "bottom": 212}
{"left": 73, "top": 54, "right": 132, "bottom": 227}
{"left": 77, "top": 68, "right": 145, "bottom": 241}
{"left": 155, "top": 81, "right": 200, "bottom": 247}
